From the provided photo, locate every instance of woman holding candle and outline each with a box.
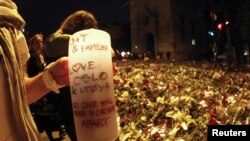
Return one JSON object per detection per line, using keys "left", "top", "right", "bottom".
{"left": 45, "top": 10, "right": 117, "bottom": 141}
{"left": 44, "top": 10, "right": 99, "bottom": 141}
{"left": 0, "top": 0, "right": 70, "bottom": 140}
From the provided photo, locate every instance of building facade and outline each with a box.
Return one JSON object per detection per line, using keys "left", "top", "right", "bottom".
{"left": 129, "top": 0, "right": 209, "bottom": 60}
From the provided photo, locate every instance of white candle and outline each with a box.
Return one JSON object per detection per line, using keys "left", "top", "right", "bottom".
{"left": 68, "top": 29, "right": 118, "bottom": 141}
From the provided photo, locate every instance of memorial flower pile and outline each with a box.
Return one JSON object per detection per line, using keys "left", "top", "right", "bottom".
{"left": 113, "top": 60, "right": 250, "bottom": 141}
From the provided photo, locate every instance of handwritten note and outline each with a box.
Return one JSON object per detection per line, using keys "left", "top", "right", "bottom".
{"left": 68, "top": 29, "right": 118, "bottom": 141}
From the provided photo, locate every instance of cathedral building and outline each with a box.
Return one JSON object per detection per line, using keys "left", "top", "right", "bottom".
{"left": 129, "top": 0, "right": 210, "bottom": 60}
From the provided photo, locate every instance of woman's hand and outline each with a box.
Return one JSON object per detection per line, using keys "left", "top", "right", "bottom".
{"left": 48, "top": 57, "right": 69, "bottom": 85}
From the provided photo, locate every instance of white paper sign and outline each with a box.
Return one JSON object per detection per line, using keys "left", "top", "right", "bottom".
{"left": 68, "top": 29, "right": 118, "bottom": 141}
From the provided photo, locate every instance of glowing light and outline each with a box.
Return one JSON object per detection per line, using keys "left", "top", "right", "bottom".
{"left": 217, "top": 23, "right": 223, "bottom": 31}
{"left": 192, "top": 39, "right": 196, "bottom": 45}
{"left": 208, "top": 31, "right": 214, "bottom": 36}
{"left": 121, "top": 51, "right": 126, "bottom": 57}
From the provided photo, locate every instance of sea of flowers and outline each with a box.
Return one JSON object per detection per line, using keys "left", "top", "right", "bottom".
{"left": 113, "top": 60, "right": 250, "bottom": 141}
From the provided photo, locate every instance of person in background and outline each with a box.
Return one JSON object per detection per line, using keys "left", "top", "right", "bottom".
{"left": 27, "top": 33, "right": 65, "bottom": 140}
{"left": 27, "top": 33, "right": 46, "bottom": 77}
{"left": 30, "top": 92, "right": 66, "bottom": 141}
{"left": 44, "top": 10, "right": 99, "bottom": 141}
{"left": 0, "top": 0, "right": 69, "bottom": 140}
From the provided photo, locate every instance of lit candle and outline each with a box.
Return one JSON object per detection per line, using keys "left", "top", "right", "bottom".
{"left": 68, "top": 29, "right": 118, "bottom": 141}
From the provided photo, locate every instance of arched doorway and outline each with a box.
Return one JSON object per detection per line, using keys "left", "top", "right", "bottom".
{"left": 146, "top": 33, "right": 155, "bottom": 58}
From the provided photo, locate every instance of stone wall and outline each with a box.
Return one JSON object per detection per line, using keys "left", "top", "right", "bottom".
{"left": 129, "top": 0, "right": 209, "bottom": 61}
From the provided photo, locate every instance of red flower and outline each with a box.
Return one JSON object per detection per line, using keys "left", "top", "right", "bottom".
{"left": 210, "top": 107, "right": 217, "bottom": 125}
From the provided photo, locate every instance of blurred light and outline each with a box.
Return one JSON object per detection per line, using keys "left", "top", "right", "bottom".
{"left": 210, "top": 12, "right": 217, "bottom": 21}
{"left": 225, "top": 21, "right": 229, "bottom": 25}
{"left": 217, "top": 23, "right": 223, "bottom": 31}
{"left": 121, "top": 51, "right": 126, "bottom": 57}
{"left": 192, "top": 39, "right": 196, "bottom": 45}
{"left": 208, "top": 31, "right": 214, "bottom": 36}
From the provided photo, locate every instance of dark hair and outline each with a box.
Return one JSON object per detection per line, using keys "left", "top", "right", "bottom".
{"left": 29, "top": 33, "right": 43, "bottom": 52}
{"left": 58, "top": 10, "right": 98, "bottom": 34}
{"left": 29, "top": 33, "right": 43, "bottom": 45}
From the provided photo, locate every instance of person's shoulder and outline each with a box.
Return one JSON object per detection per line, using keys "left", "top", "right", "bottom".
{"left": 51, "top": 32, "right": 71, "bottom": 39}
{"left": 44, "top": 32, "right": 70, "bottom": 46}
{"left": 45, "top": 32, "right": 71, "bottom": 44}
{"left": 44, "top": 32, "right": 71, "bottom": 59}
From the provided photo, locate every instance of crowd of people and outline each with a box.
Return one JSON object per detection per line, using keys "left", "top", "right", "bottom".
{"left": 26, "top": 8, "right": 103, "bottom": 141}
{"left": 0, "top": 0, "right": 110, "bottom": 140}
{"left": 27, "top": 33, "right": 66, "bottom": 140}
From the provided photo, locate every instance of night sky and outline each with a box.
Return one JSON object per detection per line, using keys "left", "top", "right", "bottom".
{"left": 14, "top": 0, "right": 130, "bottom": 37}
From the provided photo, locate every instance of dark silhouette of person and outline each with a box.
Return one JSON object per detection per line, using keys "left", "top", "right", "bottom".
{"left": 27, "top": 34, "right": 65, "bottom": 140}
{"left": 44, "top": 10, "right": 98, "bottom": 141}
